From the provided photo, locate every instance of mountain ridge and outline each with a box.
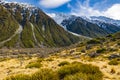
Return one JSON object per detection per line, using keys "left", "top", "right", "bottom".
{"left": 0, "top": 1, "right": 82, "bottom": 48}
{"left": 51, "top": 13, "right": 120, "bottom": 38}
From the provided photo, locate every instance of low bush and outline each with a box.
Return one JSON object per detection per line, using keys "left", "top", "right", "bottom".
{"left": 108, "top": 59, "right": 119, "bottom": 65}
{"left": 25, "top": 62, "right": 42, "bottom": 68}
{"left": 64, "top": 72, "right": 88, "bottom": 80}
{"left": 58, "top": 61, "right": 70, "bottom": 66}
{"left": 87, "top": 39, "right": 101, "bottom": 44}
{"left": 58, "top": 63, "right": 103, "bottom": 80}
{"left": 5, "top": 62, "right": 103, "bottom": 80}
{"left": 6, "top": 69, "right": 59, "bottom": 80}
{"left": 46, "top": 58, "right": 54, "bottom": 61}
{"left": 6, "top": 74, "right": 30, "bottom": 80}
{"left": 31, "top": 69, "right": 59, "bottom": 80}
{"left": 0, "top": 58, "right": 8, "bottom": 62}
{"left": 96, "top": 48, "right": 106, "bottom": 53}
{"left": 117, "top": 42, "right": 120, "bottom": 46}
{"left": 106, "top": 34, "right": 113, "bottom": 38}
{"left": 71, "top": 61, "right": 82, "bottom": 64}
{"left": 36, "top": 58, "right": 44, "bottom": 62}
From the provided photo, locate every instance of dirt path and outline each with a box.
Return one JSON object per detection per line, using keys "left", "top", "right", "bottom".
{"left": 0, "top": 25, "right": 23, "bottom": 46}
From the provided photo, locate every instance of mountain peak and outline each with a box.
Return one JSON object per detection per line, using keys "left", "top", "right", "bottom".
{"left": 0, "top": 0, "right": 36, "bottom": 10}
{"left": 0, "top": 3, "right": 80, "bottom": 48}
{"left": 90, "top": 16, "right": 120, "bottom": 26}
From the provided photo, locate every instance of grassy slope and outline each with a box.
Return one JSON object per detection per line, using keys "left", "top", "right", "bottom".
{"left": 0, "top": 5, "right": 19, "bottom": 42}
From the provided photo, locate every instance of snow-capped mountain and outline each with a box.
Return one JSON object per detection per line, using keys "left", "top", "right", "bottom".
{"left": 0, "top": 0, "right": 38, "bottom": 12}
{"left": 48, "top": 13, "right": 71, "bottom": 29}
{"left": 86, "top": 16, "right": 120, "bottom": 33}
{"left": 90, "top": 16, "right": 120, "bottom": 26}
{"left": 0, "top": 1, "right": 81, "bottom": 48}
{"left": 50, "top": 13, "right": 120, "bottom": 37}
{"left": 48, "top": 13, "right": 78, "bottom": 29}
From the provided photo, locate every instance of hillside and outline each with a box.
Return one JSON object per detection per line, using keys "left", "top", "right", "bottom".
{"left": 0, "top": 32, "right": 119, "bottom": 80}
{"left": 0, "top": 2, "right": 81, "bottom": 48}
{"left": 61, "top": 17, "right": 109, "bottom": 38}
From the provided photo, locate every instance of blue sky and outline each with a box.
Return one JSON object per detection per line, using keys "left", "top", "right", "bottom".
{"left": 6, "top": 0, "right": 120, "bottom": 20}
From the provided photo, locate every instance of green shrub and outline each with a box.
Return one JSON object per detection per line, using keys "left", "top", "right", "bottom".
{"left": 58, "top": 63, "right": 103, "bottom": 80}
{"left": 6, "top": 69, "right": 59, "bottom": 80}
{"left": 25, "top": 62, "right": 42, "bottom": 68}
{"left": 96, "top": 48, "right": 106, "bottom": 53}
{"left": 64, "top": 72, "right": 102, "bottom": 80}
{"left": 46, "top": 58, "right": 54, "bottom": 61}
{"left": 36, "top": 58, "right": 44, "bottom": 62}
{"left": 0, "top": 58, "right": 8, "bottom": 62}
{"left": 31, "top": 69, "right": 59, "bottom": 80}
{"left": 58, "top": 61, "right": 70, "bottom": 66}
{"left": 5, "top": 62, "right": 103, "bottom": 80}
{"left": 108, "top": 59, "right": 119, "bottom": 65}
{"left": 106, "top": 34, "right": 113, "bottom": 38}
{"left": 71, "top": 61, "right": 82, "bottom": 64}
{"left": 117, "top": 42, "right": 120, "bottom": 46}
{"left": 6, "top": 74, "right": 30, "bottom": 80}
{"left": 87, "top": 39, "right": 101, "bottom": 44}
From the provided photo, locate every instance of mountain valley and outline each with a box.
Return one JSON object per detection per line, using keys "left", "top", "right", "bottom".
{"left": 0, "top": 1, "right": 120, "bottom": 80}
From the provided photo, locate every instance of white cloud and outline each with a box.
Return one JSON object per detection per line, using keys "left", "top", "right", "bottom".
{"left": 70, "top": 5, "right": 102, "bottom": 17}
{"left": 39, "top": 0, "right": 71, "bottom": 8}
{"left": 70, "top": 0, "right": 102, "bottom": 17}
{"left": 47, "top": 13, "right": 56, "bottom": 17}
{"left": 103, "top": 4, "right": 120, "bottom": 20}
{"left": 70, "top": 0, "right": 120, "bottom": 20}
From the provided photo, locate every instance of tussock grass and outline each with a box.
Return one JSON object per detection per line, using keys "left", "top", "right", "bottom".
{"left": 58, "top": 62, "right": 103, "bottom": 80}
{"left": 25, "top": 62, "right": 42, "bottom": 68}
{"left": 5, "top": 62, "right": 103, "bottom": 80}
{"left": 58, "top": 61, "right": 70, "bottom": 66}
{"left": 108, "top": 59, "right": 119, "bottom": 65}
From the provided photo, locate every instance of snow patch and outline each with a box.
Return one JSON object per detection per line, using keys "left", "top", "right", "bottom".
{"left": 42, "top": 25, "right": 45, "bottom": 31}
{"left": 30, "top": 23, "right": 37, "bottom": 42}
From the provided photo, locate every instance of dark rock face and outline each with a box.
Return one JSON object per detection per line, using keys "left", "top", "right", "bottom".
{"left": 61, "top": 17, "right": 109, "bottom": 38}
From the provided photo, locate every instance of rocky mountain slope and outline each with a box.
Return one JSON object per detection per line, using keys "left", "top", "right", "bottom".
{"left": 90, "top": 16, "right": 120, "bottom": 26}
{"left": 86, "top": 16, "right": 120, "bottom": 33}
{"left": 0, "top": 1, "right": 82, "bottom": 48}
{"left": 51, "top": 14, "right": 120, "bottom": 38}
{"left": 61, "top": 16, "right": 109, "bottom": 38}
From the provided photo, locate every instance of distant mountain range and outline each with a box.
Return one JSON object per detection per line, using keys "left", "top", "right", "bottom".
{"left": 0, "top": 1, "right": 81, "bottom": 48}
{"left": 51, "top": 13, "right": 120, "bottom": 38}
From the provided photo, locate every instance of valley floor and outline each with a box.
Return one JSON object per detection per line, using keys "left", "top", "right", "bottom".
{"left": 0, "top": 47, "right": 120, "bottom": 80}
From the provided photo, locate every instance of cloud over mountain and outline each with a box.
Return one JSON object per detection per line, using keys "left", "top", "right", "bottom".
{"left": 69, "top": 0, "right": 120, "bottom": 20}
{"left": 39, "top": 0, "right": 71, "bottom": 8}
